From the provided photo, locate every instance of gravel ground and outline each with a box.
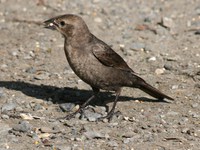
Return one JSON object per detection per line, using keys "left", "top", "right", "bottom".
{"left": 0, "top": 0, "right": 200, "bottom": 150}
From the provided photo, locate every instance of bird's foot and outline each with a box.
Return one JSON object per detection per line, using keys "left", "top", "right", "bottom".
{"left": 97, "top": 110, "right": 119, "bottom": 122}
{"left": 58, "top": 108, "right": 85, "bottom": 120}
{"left": 58, "top": 112, "right": 76, "bottom": 120}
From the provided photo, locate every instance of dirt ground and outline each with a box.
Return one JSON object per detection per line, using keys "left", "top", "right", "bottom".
{"left": 0, "top": 0, "right": 200, "bottom": 150}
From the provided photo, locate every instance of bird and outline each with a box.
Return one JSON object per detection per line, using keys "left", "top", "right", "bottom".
{"left": 44, "top": 14, "right": 174, "bottom": 120}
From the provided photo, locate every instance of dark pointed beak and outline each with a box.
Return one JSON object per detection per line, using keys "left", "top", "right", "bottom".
{"left": 43, "top": 18, "right": 57, "bottom": 30}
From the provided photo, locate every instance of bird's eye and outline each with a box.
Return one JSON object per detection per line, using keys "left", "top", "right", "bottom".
{"left": 60, "top": 21, "right": 65, "bottom": 26}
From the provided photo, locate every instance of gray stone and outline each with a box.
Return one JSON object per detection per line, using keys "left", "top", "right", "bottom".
{"left": 7, "top": 134, "right": 19, "bottom": 143}
{"left": 178, "top": 117, "right": 188, "bottom": 125}
{"left": 11, "top": 51, "right": 18, "bottom": 56}
{"left": 0, "top": 123, "right": 11, "bottom": 136}
{"left": 55, "top": 145, "right": 72, "bottom": 150}
{"left": 195, "top": 6, "right": 200, "bottom": 15}
{"left": 13, "top": 121, "right": 32, "bottom": 132}
{"left": 25, "top": 67, "right": 36, "bottom": 74}
{"left": 1, "top": 103, "right": 16, "bottom": 112}
{"left": 1, "top": 114, "right": 9, "bottom": 119}
{"left": 40, "top": 127, "right": 53, "bottom": 133}
{"left": 191, "top": 103, "right": 198, "bottom": 108}
{"left": 161, "top": 17, "right": 175, "bottom": 29}
{"left": 123, "top": 138, "right": 130, "bottom": 144}
{"left": 84, "top": 131, "right": 106, "bottom": 139}
{"left": 164, "top": 64, "right": 174, "bottom": 71}
{"left": 59, "top": 103, "right": 75, "bottom": 112}
{"left": 144, "top": 44, "right": 154, "bottom": 52}
{"left": 0, "top": 88, "right": 5, "bottom": 98}
{"left": 84, "top": 109, "right": 102, "bottom": 122}
{"left": 192, "top": 113, "right": 199, "bottom": 118}
{"left": 148, "top": 56, "right": 156, "bottom": 62}
{"left": 34, "top": 72, "right": 50, "bottom": 80}
{"left": 15, "top": 106, "right": 23, "bottom": 112}
{"left": 122, "top": 132, "right": 135, "bottom": 138}
{"left": 108, "top": 141, "right": 118, "bottom": 147}
{"left": 171, "top": 85, "right": 179, "bottom": 90}
{"left": 0, "top": 123, "right": 11, "bottom": 149}
{"left": 130, "top": 42, "right": 145, "bottom": 51}
{"left": 93, "top": 106, "right": 106, "bottom": 115}
{"left": 167, "top": 111, "right": 179, "bottom": 116}
{"left": 33, "top": 103, "right": 44, "bottom": 111}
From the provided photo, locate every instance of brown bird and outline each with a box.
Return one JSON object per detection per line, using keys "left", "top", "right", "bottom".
{"left": 44, "top": 14, "right": 174, "bottom": 120}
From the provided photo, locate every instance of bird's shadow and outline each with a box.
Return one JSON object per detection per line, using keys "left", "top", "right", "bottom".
{"left": 0, "top": 81, "right": 169, "bottom": 106}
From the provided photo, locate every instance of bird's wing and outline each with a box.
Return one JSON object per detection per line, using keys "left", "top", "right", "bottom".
{"left": 92, "top": 43, "right": 134, "bottom": 72}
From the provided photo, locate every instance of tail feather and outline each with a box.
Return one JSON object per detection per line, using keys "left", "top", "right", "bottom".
{"left": 138, "top": 81, "right": 174, "bottom": 100}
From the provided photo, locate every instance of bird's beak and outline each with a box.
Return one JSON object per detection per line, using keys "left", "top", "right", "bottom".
{"left": 43, "top": 18, "right": 58, "bottom": 30}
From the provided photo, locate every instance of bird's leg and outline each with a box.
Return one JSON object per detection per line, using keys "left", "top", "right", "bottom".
{"left": 98, "top": 89, "right": 121, "bottom": 121}
{"left": 62, "top": 87, "right": 99, "bottom": 120}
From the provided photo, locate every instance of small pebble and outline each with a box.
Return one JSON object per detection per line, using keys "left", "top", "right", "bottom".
{"left": 84, "top": 131, "right": 106, "bottom": 139}
{"left": 94, "top": 106, "right": 106, "bottom": 115}
{"left": 108, "top": 141, "right": 118, "bottom": 147}
{"left": 122, "top": 132, "right": 135, "bottom": 138}
{"left": 92, "top": 0, "right": 100, "bottom": 3}
{"left": 40, "top": 127, "right": 59, "bottom": 133}
{"left": 103, "top": 118, "right": 108, "bottom": 123}
{"left": 1, "top": 64, "right": 8, "bottom": 68}
{"left": 148, "top": 56, "right": 156, "bottom": 61}
{"left": 84, "top": 109, "right": 102, "bottom": 122}
{"left": 191, "top": 113, "right": 199, "bottom": 118}
{"left": 38, "top": 133, "right": 51, "bottom": 139}
{"left": 59, "top": 103, "right": 75, "bottom": 112}
{"left": 1, "top": 103, "right": 16, "bottom": 113}
{"left": 155, "top": 68, "right": 165, "bottom": 75}
{"left": 167, "top": 111, "right": 179, "bottom": 116}
{"left": 0, "top": 123, "right": 12, "bottom": 136}
{"left": 123, "top": 138, "right": 130, "bottom": 144}
{"left": 178, "top": 117, "right": 188, "bottom": 125}
{"left": 164, "top": 64, "right": 174, "bottom": 71}
{"left": 11, "top": 51, "right": 18, "bottom": 56}
{"left": 54, "top": 146, "right": 72, "bottom": 150}
{"left": 172, "top": 85, "right": 179, "bottom": 90}
{"left": 161, "top": 17, "right": 175, "bottom": 29}
{"left": 1, "top": 114, "right": 9, "bottom": 119}
{"left": 25, "top": 67, "right": 36, "bottom": 74}
{"left": 15, "top": 106, "right": 23, "bottom": 112}
{"left": 94, "top": 17, "right": 102, "bottom": 23}
{"left": 0, "top": 88, "right": 5, "bottom": 98}
{"left": 144, "top": 44, "right": 154, "bottom": 52}
{"left": 34, "top": 72, "right": 50, "bottom": 80}
{"left": 29, "top": 51, "right": 35, "bottom": 57}
{"left": 72, "top": 105, "right": 80, "bottom": 112}
{"left": 124, "top": 116, "right": 129, "bottom": 121}
{"left": 33, "top": 103, "right": 44, "bottom": 111}
{"left": 130, "top": 42, "right": 145, "bottom": 51}
{"left": 191, "top": 103, "right": 198, "bottom": 108}
{"left": 13, "top": 121, "right": 32, "bottom": 132}
{"left": 20, "top": 113, "right": 34, "bottom": 120}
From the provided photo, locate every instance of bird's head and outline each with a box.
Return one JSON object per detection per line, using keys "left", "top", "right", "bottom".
{"left": 44, "top": 14, "right": 90, "bottom": 38}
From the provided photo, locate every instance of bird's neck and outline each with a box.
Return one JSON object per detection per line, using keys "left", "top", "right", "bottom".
{"left": 65, "top": 29, "right": 92, "bottom": 47}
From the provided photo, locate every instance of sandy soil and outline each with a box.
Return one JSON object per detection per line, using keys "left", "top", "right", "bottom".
{"left": 0, "top": 0, "right": 200, "bottom": 149}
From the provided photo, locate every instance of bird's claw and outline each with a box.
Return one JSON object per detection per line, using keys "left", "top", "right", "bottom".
{"left": 96, "top": 111, "right": 115, "bottom": 122}
{"left": 58, "top": 108, "right": 85, "bottom": 120}
{"left": 97, "top": 110, "right": 122, "bottom": 122}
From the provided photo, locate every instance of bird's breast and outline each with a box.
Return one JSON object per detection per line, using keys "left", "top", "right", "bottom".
{"left": 63, "top": 44, "right": 131, "bottom": 90}
{"left": 64, "top": 44, "right": 97, "bottom": 81}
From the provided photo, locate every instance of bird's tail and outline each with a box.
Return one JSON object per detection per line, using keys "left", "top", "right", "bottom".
{"left": 138, "top": 81, "right": 174, "bottom": 100}
{"left": 130, "top": 74, "right": 174, "bottom": 100}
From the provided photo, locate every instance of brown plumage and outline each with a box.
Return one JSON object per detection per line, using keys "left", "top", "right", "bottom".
{"left": 44, "top": 14, "right": 174, "bottom": 120}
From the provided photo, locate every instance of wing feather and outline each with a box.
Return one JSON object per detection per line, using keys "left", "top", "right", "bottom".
{"left": 92, "top": 44, "right": 134, "bottom": 72}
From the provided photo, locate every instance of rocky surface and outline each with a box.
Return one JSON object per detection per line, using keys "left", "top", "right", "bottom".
{"left": 0, "top": 0, "right": 200, "bottom": 149}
